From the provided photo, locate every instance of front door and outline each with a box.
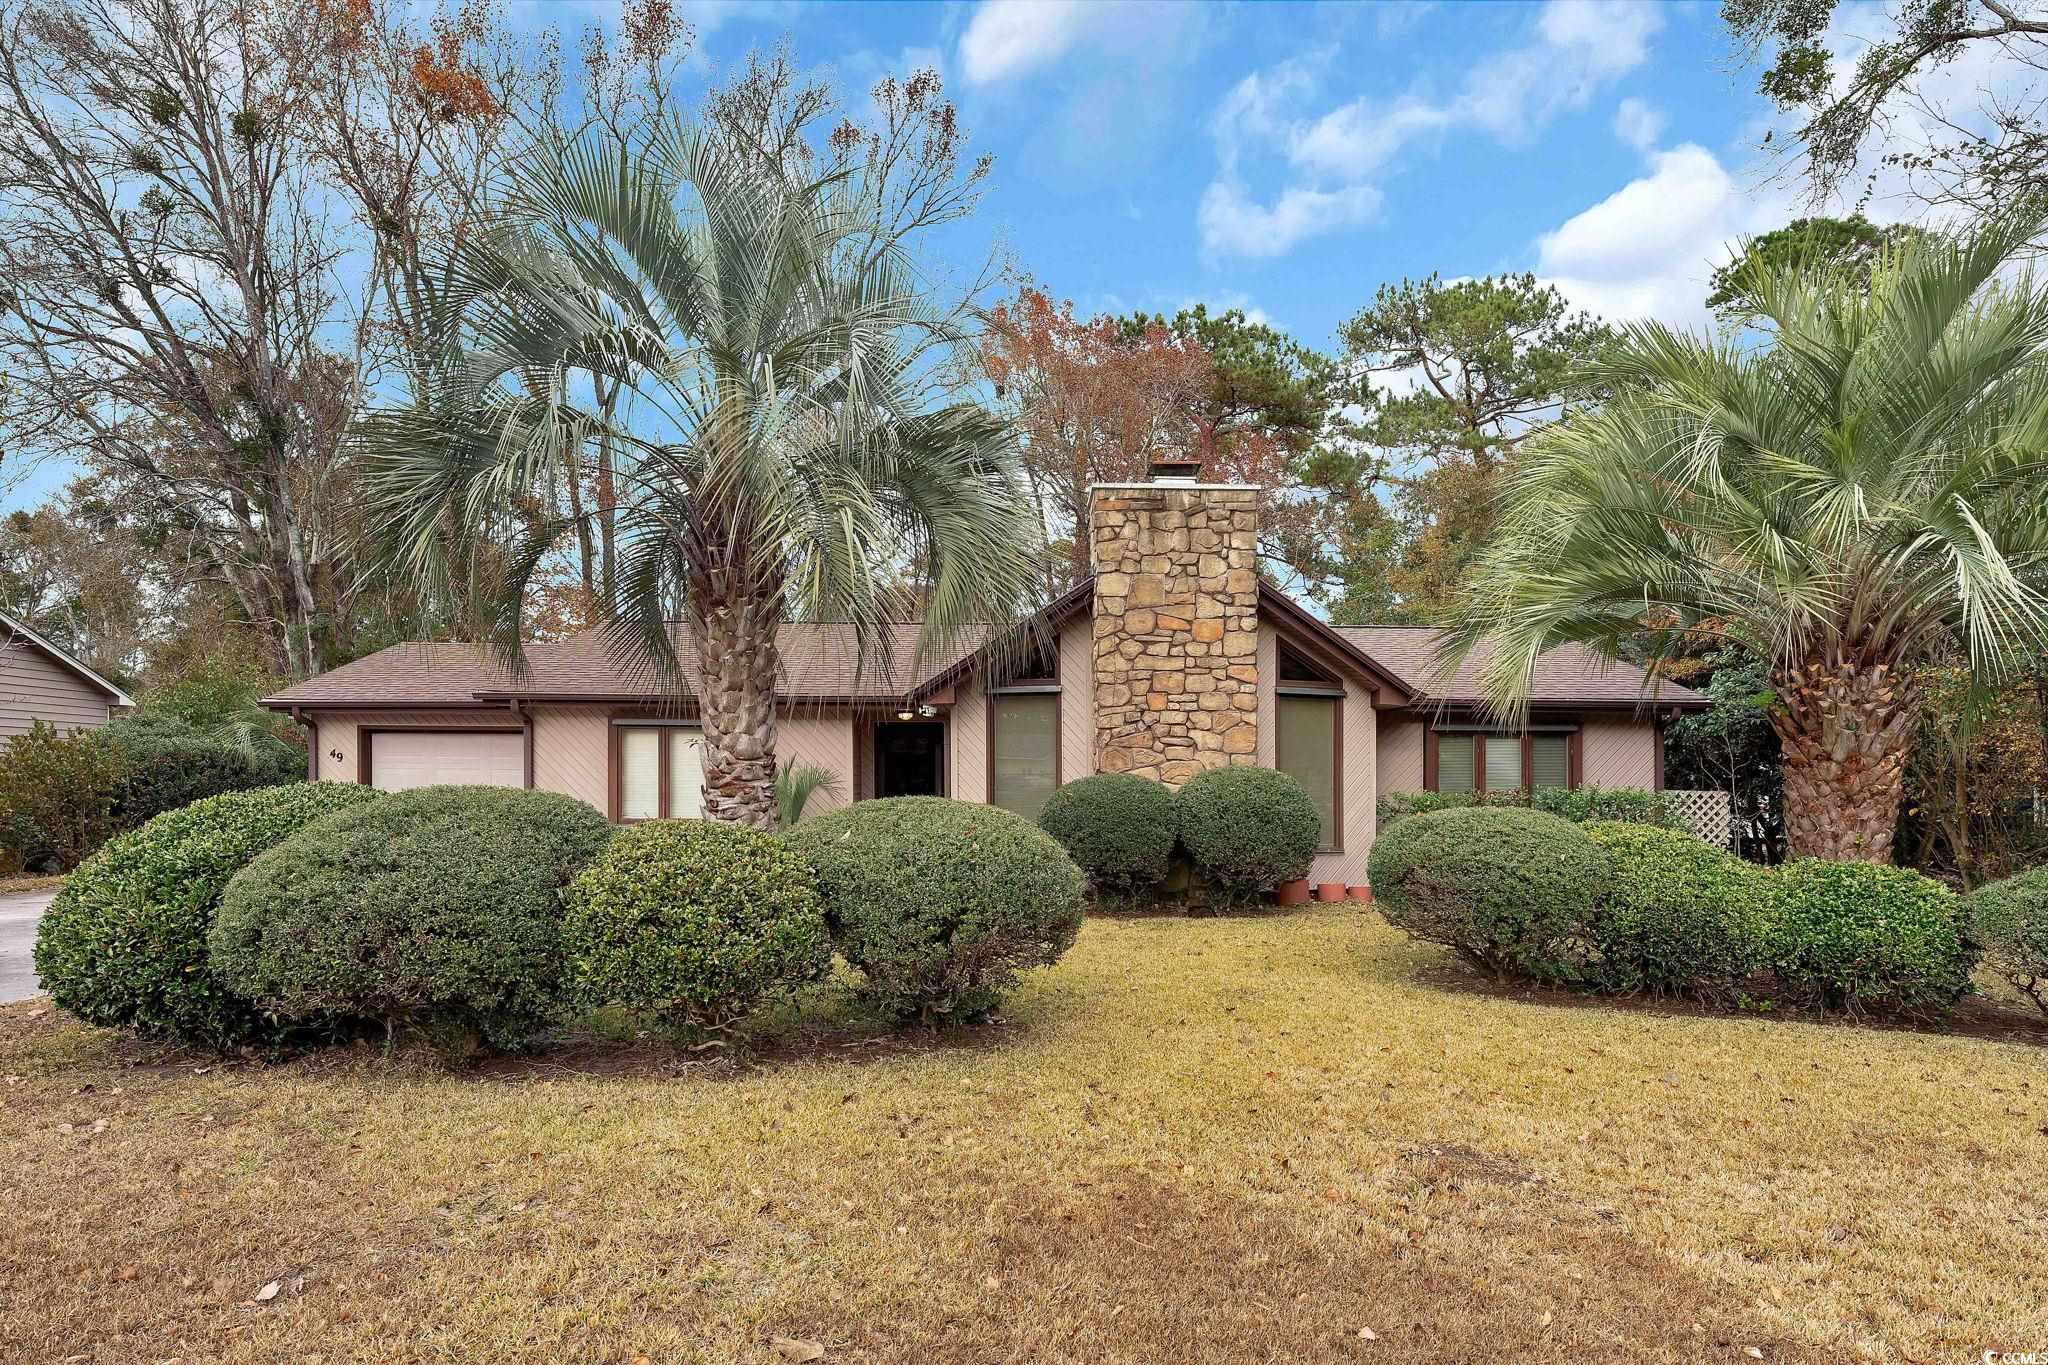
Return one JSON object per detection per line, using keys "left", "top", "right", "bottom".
{"left": 875, "top": 721, "right": 946, "bottom": 798}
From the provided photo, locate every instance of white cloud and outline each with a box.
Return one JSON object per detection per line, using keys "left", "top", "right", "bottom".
{"left": 1199, "top": 0, "right": 1663, "bottom": 258}
{"left": 1198, "top": 180, "right": 1381, "bottom": 260}
{"left": 1535, "top": 144, "right": 1789, "bottom": 326}
{"left": 1611, "top": 97, "right": 1665, "bottom": 153}
{"left": 958, "top": 0, "right": 1092, "bottom": 85}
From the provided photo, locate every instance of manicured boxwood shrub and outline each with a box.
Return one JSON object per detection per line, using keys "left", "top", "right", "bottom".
{"left": 788, "top": 796, "right": 1085, "bottom": 1024}
{"left": 1766, "top": 860, "right": 1973, "bottom": 1017}
{"left": 210, "top": 786, "right": 612, "bottom": 1051}
{"left": 563, "top": 820, "right": 831, "bottom": 1032}
{"left": 1366, "top": 806, "right": 1613, "bottom": 983}
{"left": 31, "top": 782, "right": 385, "bottom": 1049}
{"left": 1037, "top": 773, "right": 1177, "bottom": 899}
{"left": 1378, "top": 786, "right": 1681, "bottom": 831}
{"left": 1580, "top": 821, "right": 1770, "bottom": 997}
{"left": 0, "top": 722, "right": 125, "bottom": 873}
{"left": 1174, "top": 765, "right": 1321, "bottom": 906}
{"left": 1964, "top": 868, "right": 2048, "bottom": 1015}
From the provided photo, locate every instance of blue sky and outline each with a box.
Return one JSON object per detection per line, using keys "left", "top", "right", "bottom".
{"left": 0, "top": 0, "right": 1842, "bottom": 511}
{"left": 687, "top": 0, "right": 1795, "bottom": 345}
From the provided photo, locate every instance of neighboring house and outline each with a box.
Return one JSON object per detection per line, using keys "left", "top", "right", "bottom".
{"left": 0, "top": 611, "right": 133, "bottom": 739}
{"left": 263, "top": 468, "right": 1705, "bottom": 885}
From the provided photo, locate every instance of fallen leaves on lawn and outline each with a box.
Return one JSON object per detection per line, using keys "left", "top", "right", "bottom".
{"left": 769, "top": 1336, "right": 825, "bottom": 1361}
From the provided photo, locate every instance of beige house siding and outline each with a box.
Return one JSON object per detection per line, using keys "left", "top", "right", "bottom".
{"left": 1582, "top": 714, "right": 1660, "bottom": 788}
{"left": 0, "top": 642, "right": 114, "bottom": 738}
{"left": 530, "top": 706, "right": 608, "bottom": 809}
{"left": 1377, "top": 716, "right": 1425, "bottom": 795}
{"left": 781, "top": 711, "right": 855, "bottom": 814}
{"left": 950, "top": 671, "right": 989, "bottom": 804}
{"left": 1057, "top": 614, "right": 1094, "bottom": 781}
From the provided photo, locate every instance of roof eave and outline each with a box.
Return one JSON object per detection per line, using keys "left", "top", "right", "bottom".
{"left": 0, "top": 610, "right": 135, "bottom": 707}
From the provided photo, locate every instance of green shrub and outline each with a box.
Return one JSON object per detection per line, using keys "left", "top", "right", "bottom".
{"left": 563, "top": 820, "right": 831, "bottom": 1032}
{"left": 104, "top": 712, "right": 299, "bottom": 827}
{"left": 1174, "top": 766, "right": 1321, "bottom": 906}
{"left": 31, "top": 783, "right": 384, "bottom": 1049}
{"left": 1766, "top": 861, "right": 1973, "bottom": 1017}
{"left": 0, "top": 722, "right": 125, "bottom": 872}
{"left": 1037, "top": 773, "right": 1177, "bottom": 898}
{"left": 788, "top": 796, "right": 1084, "bottom": 1024}
{"left": 1580, "top": 822, "right": 1770, "bottom": 997}
{"left": 1366, "top": 806, "right": 1613, "bottom": 983}
{"left": 210, "top": 786, "right": 612, "bottom": 1051}
{"left": 1378, "top": 786, "right": 1681, "bottom": 831}
{"left": 1964, "top": 868, "right": 2048, "bottom": 1015}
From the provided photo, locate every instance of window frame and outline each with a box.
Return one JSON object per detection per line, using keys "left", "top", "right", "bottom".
{"left": 1275, "top": 683, "right": 1344, "bottom": 853}
{"left": 1424, "top": 720, "right": 1583, "bottom": 794}
{"left": 986, "top": 683, "right": 1062, "bottom": 819}
{"left": 608, "top": 719, "right": 707, "bottom": 822}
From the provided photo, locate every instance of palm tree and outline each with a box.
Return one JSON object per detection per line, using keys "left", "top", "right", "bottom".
{"left": 1446, "top": 211, "right": 2048, "bottom": 863}
{"left": 361, "top": 121, "right": 1043, "bottom": 827}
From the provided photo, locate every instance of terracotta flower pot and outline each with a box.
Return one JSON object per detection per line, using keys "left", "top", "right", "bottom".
{"left": 1273, "top": 878, "right": 1311, "bottom": 906}
{"left": 1347, "top": 885, "right": 1373, "bottom": 902}
{"left": 1315, "top": 882, "right": 1347, "bottom": 903}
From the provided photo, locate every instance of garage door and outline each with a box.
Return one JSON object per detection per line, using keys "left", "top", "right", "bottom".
{"left": 367, "top": 730, "right": 524, "bottom": 792}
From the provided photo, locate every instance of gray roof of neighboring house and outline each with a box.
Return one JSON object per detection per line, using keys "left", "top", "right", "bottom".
{"left": 1330, "top": 625, "right": 1706, "bottom": 711}
{"left": 0, "top": 610, "right": 134, "bottom": 707}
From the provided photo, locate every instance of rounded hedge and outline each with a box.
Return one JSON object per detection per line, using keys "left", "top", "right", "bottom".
{"left": 1366, "top": 806, "right": 1613, "bottom": 983}
{"left": 210, "top": 786, "right": 612, "bottom": 1050}
{"left": 1037, "top": 773, "right": 1177, "bottom": 898}
{"left": 32, "top": 782, "right": 385, "bottom": 1050}
{"left": 563, "top": 820, "right": 831, "bottom": 1032}
{"left": 1965, "top": 868, "right": 2048, "bottom": 1015}
{"left": 1766, "top": 860, "right": 1973, "bottom": 1017}
{"left": 788, "top": 796, "right": 1085, "bottom": 1024}
{"left": 1174, "top": 766, "right": 1321, "bottom": 906}
{"left": 104, "top": 713, "right": 300, "bottom": 827}
{"left": 1580, "top": 821, "right": 1770, "bottom": 998}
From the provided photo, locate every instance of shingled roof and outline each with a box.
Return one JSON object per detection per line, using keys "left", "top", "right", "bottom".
{"left": 262, "top": 623, "right": 983, "bottom": 709}
{"left": 1330, "top": 626, "right": 1706, "bottom": 711}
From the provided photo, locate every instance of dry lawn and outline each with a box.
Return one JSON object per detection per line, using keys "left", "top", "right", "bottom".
{"left": 1, "top": 907, "right": 2043, "bottom": 1364}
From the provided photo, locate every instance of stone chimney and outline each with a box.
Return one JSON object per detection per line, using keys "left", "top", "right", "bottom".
{"left": 1089, "top": 460, "right": 1260, "bottom": 786}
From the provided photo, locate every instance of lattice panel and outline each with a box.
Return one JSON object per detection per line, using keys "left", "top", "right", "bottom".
{"left": 1666, "top": 788, "right": 1733, "bottom": 848}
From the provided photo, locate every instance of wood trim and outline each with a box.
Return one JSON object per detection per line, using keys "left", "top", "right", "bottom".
{"left": 1652, "top": 718, "right": 1666, "bottom": 791}
{"left": 517, "top": 704, "right": 534, "bottom": 789}
{"left": 301, "top": 715, "right": 317, "bottom": 782}
{"left": 607, "top": 721, "right": 621, "bottom": 821}
{"left": 1568, "top": 728, "right": 1585, "bottom": 789}
{"left": 1423, "top": 727, "right": 1438, "bottom": 790}
{"left": 1473, "top": 732, "right": 1488, "bottom": 794}
{"left": 1521, "top": 732, "right": 1534, "bottom": 792}
{"left": 357, "top": 727, "right": 524, "bottom": 789}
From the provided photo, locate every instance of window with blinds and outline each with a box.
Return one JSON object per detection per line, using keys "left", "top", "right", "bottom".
{"left": 1484, "top": 735, "right": 1524, "bottom": 792}
{"left": 991, "top": 693, "right": 1058, "bottom": 820}
{"left": 1531, "top": 734, "right": 1570, "bottom": 790}
{"left": 1436, "top": 733, "right": 1476, "bottom": 793}
{"left": 618, "top": 726, "right": 705, "bottom": 820}
{"left": 1277, "top": 694, "right": 1339, "bottom": 849}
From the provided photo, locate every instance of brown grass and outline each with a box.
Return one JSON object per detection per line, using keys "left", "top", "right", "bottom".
{"left": 0, "top": 872, "right": 67, "bottom": 895}
{"left": 1, "top": 908, "right": 2043, "bottom": 1364}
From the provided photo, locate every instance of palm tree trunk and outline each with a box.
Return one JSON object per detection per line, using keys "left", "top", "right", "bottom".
{"left": 1771, "top": 657, "right": 1918, "bottom": 862}
{"left": 688, "top": 562, "right": 782, "bottom": 829}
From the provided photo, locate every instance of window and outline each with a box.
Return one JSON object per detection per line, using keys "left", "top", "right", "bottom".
{"left": 990, "top": 692, "right": 1059, "bottom": 819}
{"left": 1277, "top": 693, "right": 1339, "bottom": 849}
{"left": 1430, "top": 728, "right": 1575, "bottom": 793}
{"left": 616, "top": 725, "right": 705, "bottom": 820}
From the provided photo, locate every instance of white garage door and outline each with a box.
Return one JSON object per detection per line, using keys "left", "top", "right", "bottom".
{"left": 368, "top": 730, "right": 524, "bottom": 792}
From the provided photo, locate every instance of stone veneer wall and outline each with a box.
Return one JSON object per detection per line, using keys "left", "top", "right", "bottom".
{"left": 1089, "top": 482, "right": 1260, "bottom": 785}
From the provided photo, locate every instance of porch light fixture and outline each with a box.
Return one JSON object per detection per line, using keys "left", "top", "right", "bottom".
{"left": 896, "top": 708, "right": 916, "bottom": 721}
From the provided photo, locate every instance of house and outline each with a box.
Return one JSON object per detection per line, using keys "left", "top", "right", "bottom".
{"left": 262, "top": 468, "right": 1705, "bottom": 885}
{"left": 0, "top": 610, "right": 133, "bottom": 738}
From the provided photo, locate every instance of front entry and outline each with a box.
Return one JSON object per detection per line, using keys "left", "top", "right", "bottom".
{"left": 875, "top": 721, "right": 946, "bottom": 798}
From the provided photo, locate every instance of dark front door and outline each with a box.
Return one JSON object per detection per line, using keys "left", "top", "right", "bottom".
{"left": 875, "top": 721, "right": 945, "bottom": 798}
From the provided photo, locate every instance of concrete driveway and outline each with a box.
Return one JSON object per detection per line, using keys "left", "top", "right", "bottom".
{"left": 0, "top": 889, "right": 55, "bottom": 1004}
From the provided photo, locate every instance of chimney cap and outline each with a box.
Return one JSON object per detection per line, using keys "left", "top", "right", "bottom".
{"left": 1149, "top": 456, "right": 1204, "bottom": 484}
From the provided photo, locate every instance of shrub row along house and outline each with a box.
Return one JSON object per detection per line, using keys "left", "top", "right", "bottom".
{"left": 263, "top": 465, "right": 1705, "bottom": 883}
